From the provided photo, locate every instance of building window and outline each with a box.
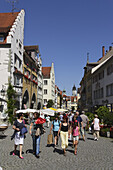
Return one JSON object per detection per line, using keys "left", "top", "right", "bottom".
{"left": 107, "top": 63, "right": 113, "bottom": 75}
{"left": 44, "top": 99, "right": 47, "bottom": 104}
{"left": 94, "top": 88, "right": 104, "bottom": 99}
{"left": 44, "top": 80, "right": 48, "bottom": 85}
{"left": 106, "top": 83, "right": 113, "bottom": 96}
{"left": 44, "top": 89, "right": 47, "bottom": 94}
{"left": 14, "top": 76, "right": 19, "bottom": 85}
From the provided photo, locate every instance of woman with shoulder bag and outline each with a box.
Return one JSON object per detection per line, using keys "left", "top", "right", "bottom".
{"left": 29, "top": 112, "right": 45, "bottom": 158}
{"left": 12, "top": 113, "right": 27, "bottom": 159}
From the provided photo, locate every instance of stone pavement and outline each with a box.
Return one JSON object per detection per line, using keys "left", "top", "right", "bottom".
{"left": 0, "top": 123, "right": 113, "bottom": 170}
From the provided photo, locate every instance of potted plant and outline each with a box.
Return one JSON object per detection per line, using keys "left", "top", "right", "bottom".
{"left": 100, "top": 128, "right": 110, "bottom": 137}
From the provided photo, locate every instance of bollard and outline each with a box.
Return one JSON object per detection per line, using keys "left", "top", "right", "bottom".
{"left": 107, "top": 131, "right": 110, "bottom": 138}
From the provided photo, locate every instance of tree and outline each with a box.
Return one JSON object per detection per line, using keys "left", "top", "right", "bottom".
{"left": 96, "top": 106, "right": 113, "bottom": 125}
{"left": 47, "top": 99, "right": 54, "bottom": 108}
{"left": 6, "top": 83, "right": 16, "bottom": 124}
{"left": 96, "top": 106, "right": 109, "bottom": 121}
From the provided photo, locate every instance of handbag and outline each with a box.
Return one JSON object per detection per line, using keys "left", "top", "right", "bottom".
{"left": 20, "top": 127, "right": 28, "bottom": 135}
{"left": 47, "top": 134, "right": 53, "bottom": 145}
{"left": 35, "top": 128, "right": 41, "bottom": 136}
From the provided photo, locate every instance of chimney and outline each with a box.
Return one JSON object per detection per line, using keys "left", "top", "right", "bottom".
{"left": 102, "top": 46, "right": 105, "bottom": 57}
{"left": 109, "top": 46, "right": 112, "bottom": 51}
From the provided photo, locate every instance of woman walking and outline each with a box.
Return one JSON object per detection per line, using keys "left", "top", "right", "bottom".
{"left": 29, "top": 112, "right": 45, "bottom": 158}
{"left": 58, "top": 115, "right": 69, "bottom": 156}
{"left": 12, "top": 113, "right": 27, "bottom": 159}
{"left": 72, "top": 115, "right": 80, "bottom": 155}
{"left": 93, "top": 114, "right": 100, "bottom": 141}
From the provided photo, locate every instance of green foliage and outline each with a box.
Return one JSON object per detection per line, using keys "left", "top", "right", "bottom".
{"left": 47, "top": 99, "right": 54, "bottom": 108}
{"left": 85, "top": 112, "right": 94, "bottom": 123}
{"left": 103, "top": 112, "right": 113, "bottom": 126}
{"left": 96, "top": 106, "right": 113, "bottom": 126}
{"left": 101, "top": 128, "right": 110, "bottom": 133}
{"left": 6, "top": 83, "right": 16, "bottom": 124}
{"left": 96, "top": 106, "right": 109, "bottom": 120}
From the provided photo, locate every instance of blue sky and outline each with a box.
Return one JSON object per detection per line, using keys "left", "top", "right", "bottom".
{"left": 0, "top": 0, "right": 113, "bottom": 95}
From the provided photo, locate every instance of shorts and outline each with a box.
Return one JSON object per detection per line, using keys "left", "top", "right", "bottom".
{"left": 53, "top": 131, "right": 58, "bottom": 137}
{"left": 73, "top": 136, "right": 79, "bottom": 141}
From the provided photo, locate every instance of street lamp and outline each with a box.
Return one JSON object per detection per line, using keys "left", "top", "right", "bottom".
{"left": 1, "top": 89, "right": 5, "bottom": 97}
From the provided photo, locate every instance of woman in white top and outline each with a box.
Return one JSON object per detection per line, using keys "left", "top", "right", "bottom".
{"left": 93, "top": 114, "right": 100, "bottom": 141}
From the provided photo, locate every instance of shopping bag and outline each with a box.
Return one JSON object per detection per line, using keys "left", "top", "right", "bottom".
{"left": 20, "top": 127, "right": 28, "bottom": 135}
{"left": 47, "top": 134, "right": 53, "bottom": 145}
{"left": 35, "top": 128, "right": 41, "bottom": 136}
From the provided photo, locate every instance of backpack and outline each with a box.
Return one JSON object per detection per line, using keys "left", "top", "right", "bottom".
{"left": 53, "top": 120, "right": 60, "bottom": 130}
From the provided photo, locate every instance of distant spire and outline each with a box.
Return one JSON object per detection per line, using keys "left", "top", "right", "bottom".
{"left": 87, "top": 52, "right": 89, "bottom": 63}
{"left": 72, "top": 84, "right": 76, "bottom": 91}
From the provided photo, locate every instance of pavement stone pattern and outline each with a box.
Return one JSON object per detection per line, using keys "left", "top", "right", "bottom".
{"left": 0, "top": 123, "right": 113, "bottom": 170}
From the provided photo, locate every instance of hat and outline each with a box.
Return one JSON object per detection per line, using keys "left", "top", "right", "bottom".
{"left": 82, "top": 111, "right": 85, "bottom": 114}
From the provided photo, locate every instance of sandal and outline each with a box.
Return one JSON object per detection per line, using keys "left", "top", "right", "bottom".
{"left": 19, "top": 156, "right": 24, "bottom": 159}
{"left": 74, "top": 150, "right": 77, "bottom": 155}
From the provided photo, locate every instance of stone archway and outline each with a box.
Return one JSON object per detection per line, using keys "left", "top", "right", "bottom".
{"left": 22, "top": 90, "right": 29, "bottom": 109}
{"left": 37, "top": 102, "right": 41, "bottom": 110}
{"left": 30, "top": 93, "right": 36, "bottom": 109}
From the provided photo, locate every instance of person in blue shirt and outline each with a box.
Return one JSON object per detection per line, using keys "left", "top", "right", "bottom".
{"left": 50, "top": 115, "right": 61, "bottom": 151}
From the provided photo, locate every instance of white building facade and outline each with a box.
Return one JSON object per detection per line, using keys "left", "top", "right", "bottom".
{"left": 0, "top": 10, "right": 25, "bottom": 112}
{"left": 37, "top": 56, "right": 43, "bottom": 109}
{"left": 92, "top": 54, "right": 113, "bottom": 112}
{"left": 42, "top": 63, "right": 55, "bottom": 107}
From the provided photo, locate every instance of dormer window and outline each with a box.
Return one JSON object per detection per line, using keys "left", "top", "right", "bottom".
{"left": 0, "top": 36, "right": 4, "bottom": 42}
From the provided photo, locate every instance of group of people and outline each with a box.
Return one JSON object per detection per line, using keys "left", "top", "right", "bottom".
{"left": 12, "top": 112, "right": 45, "bottom": 159}
{"left": 50, "top": 111, "right": 100, "bottom": 156}
{"left": 11, "top": 110, "right": 100, "bottom": 159}
{"left": 50, "top": 111, "right": 89, "bottom": 156}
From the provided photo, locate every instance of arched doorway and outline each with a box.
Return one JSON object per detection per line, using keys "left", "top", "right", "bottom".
{"left": 37, "top": 102, "right": 41, "bottom": 110}
{"left": 31, "top": 93, "right": 36, "bottom": 109}
{"left": 22, "top": 90, "right": 29, "bottom": 109}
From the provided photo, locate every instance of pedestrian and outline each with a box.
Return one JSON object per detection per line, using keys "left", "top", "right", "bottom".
{"left": 72, "top": 115, "right": 80, "bottom": 155}
{"left": 75, "top": 111, "right": 84, "bottom": 140}
{"left": 58, "top": 115, "right": 69, "bottom": 156}
{"left": 68, "top": 112, "right": 74, "bottom": 140}
{"left": 12, "top": 113, "right": 27, "bottom": 159}
{"left": 46, "top": 115, "right": 50, "bottom": 128}
{"left": 80, "top": 111, "right": 89, "bottom": 141}
{"left": 50, "top": 115, "right": 61, "bottom": 152}
{"left": 59, "top": 112, "right": 63, "bottom": 123}
{"left": 93, "top": 114, "right": 100, "bottom": 141}
{"left": 29, "top": 112, "right": 45, "bottom": 158}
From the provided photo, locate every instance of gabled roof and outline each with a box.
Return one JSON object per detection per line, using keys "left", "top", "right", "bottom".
{"left": 91, "top": 55, "right": 112, "bottom": 74}
{"left": 0, "top": 12, "right": 19, "bottom": 33}
{"left": 42, "top": 67, "right": 51, "bottom": 78}
{"left": 24, "top": 45, "right": 39, "bottom": 53}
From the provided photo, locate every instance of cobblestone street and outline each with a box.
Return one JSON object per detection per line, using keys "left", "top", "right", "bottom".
{"left": 0, "top": 124, "right": 113, "bottom": 170}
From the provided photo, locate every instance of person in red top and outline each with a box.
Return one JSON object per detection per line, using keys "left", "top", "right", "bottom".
{"left": 72, "top": 115, "right": 80, "bottom": 155}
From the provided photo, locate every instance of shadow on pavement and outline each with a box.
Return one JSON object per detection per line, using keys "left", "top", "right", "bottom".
{"left": 10, "top": 150, "right": 24, "bottom": 156}
{"left": 0, "top": 135, "right": 7, "bottom": 139}
{"left": 66, "top": 149, "right": 74, "bottom": 154}
{"left": 87, "top": 137, "right": 94, "bottom": 140}
{"left": 54, "top": 148, "right": 63, "bottom": 155}
{"left": 26, "top": 149, "right": 33, "bottom": 154}
{"left": 46, "top": 144, "right": 54, "bottom": 148}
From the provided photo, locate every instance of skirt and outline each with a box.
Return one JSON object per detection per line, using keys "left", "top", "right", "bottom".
{"left": 60, "top": 131, "right": 68, "bottom": 149}
{"left": 14, "top": 132, "right": 24, "bottom": 145}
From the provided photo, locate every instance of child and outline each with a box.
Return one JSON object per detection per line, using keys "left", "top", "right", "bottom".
{"left": 72, "top": 116, "right": 80, "bottom": 155}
